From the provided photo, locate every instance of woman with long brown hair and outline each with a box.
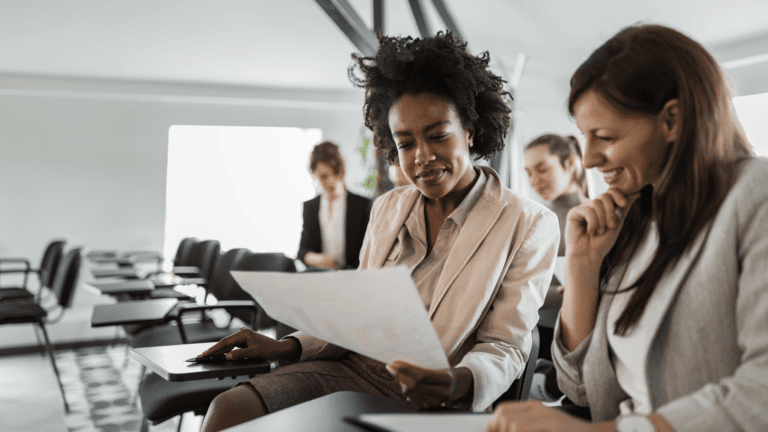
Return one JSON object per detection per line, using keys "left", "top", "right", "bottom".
{"left": 488, "top": 24, "right": 767, "bottom": 432}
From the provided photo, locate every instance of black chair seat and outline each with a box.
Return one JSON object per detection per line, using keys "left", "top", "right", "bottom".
{"left": 139, "top": 373, "right": 244, "bottom": 424}
{"left": 0, "top": 287, "right": 34, "bottom": 301}
{"left": 131, "top": 321, "right": 235, "bottom": 348}
{"left": 0, "top": 302, "right": 46, "bottom": 323}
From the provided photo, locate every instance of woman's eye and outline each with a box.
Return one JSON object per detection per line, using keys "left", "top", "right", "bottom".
{"left": 397, "top": 143, "right": 412, "bottom": 150}
{"left": 431, "top": 134, "right": 448, "bottom": 141}
{"left": 597, "top": 136, "right": 614, "bottom": 142}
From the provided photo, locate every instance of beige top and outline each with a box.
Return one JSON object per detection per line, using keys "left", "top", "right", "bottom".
{"left": 383, "top": 168, "right": 487, "bottom": 307}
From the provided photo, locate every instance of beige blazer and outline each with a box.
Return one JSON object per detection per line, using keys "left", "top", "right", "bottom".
{"left": 553, "top": 157, "right": 768, "bottom": 431}
{"left": 291, "top": 166, "right": 559, "bottom": 411}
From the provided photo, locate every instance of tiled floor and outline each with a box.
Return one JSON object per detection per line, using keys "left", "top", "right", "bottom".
{"left": 0, "top": 345, "right": 204, "bottom": 432}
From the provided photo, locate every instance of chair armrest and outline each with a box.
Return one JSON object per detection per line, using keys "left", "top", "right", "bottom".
{"left": 0, "top": 258, "right": 31, "bottom": 268}
{"left": 174, "top": 301, "right": 260, "bottom": 343}
{"left": 176, "top": 300, "right": 258, "bottom": 315}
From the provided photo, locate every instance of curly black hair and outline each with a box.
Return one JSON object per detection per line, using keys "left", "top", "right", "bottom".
{"left": 349, "top": 31, "right": 512, "bottom": 164}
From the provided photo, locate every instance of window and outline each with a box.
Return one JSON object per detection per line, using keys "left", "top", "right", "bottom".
{"left": 733, "top": 92, "right": 768, "bottom": 157}
{"left": 164, "top": 125, "right": 322, "bottom": 262}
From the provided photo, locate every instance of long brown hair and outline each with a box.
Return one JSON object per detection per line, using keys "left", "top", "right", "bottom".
{"left": 568, "top": 24, "right": 753, "bottom": 335}
{"left": 525, "top": 134, "right": 589, "bottom": 198}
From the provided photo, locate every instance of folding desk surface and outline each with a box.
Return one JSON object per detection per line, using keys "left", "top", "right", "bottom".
{"left": 130, "top": 342, "right": 271, "bottom": 382}
{"left": 90, "top": 298, "right": 178, "bottom": 327}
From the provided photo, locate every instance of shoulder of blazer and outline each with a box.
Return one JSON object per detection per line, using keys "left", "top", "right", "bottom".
{"left": 346, "top": 191, "right": 372, "bottom": 209}
{"left": 303, "top": 195, "right": 321, "bottom": 211}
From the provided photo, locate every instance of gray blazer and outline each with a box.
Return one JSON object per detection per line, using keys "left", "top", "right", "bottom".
{"left": 553, "top": 157, "right": 768, "bottom": 432}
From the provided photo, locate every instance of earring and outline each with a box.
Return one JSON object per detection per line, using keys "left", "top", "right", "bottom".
{"left": 469, "top": 141, "right": 473, "bottom": 148}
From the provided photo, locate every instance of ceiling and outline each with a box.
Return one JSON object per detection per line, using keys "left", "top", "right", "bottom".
{"left": 1, "top": 0, "right": 767, "bottom": 93}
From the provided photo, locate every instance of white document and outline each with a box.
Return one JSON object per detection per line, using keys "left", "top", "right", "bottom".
{"left": 231, "top": 267, "right": 449, "bottom": 369}
{"left": 552, "top": 256, "right": 566, "bottom": 285}
{"left": 355, "top": 413, "right": 494, "bottom": 432}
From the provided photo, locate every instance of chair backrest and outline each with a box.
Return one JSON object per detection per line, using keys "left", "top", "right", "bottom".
{"left": 50, "top": 247, "right": 83, "bottom": 309}
{"left": 206, "top": 248, "right": 249, "bottom": 300}
{"left": 226, "top": 252, "right": 296, "bottom": 327}
{"left": 39, "top": 239, "right": 66, "bottom": 288}
{"left": 493, "top": 325, "right": 540, "bottom": 406}
{"left": 186, "top": 240, "right": 221, "bottom": 280}
{"left": 173, "top": 237, "right": 199, "bottom": 266}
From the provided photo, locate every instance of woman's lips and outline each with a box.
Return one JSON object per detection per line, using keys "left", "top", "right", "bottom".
{"left": 418, "top": 168, "right": 445, "bottom": 182}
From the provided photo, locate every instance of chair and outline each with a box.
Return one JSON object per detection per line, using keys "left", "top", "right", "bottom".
{"left": 493, "top": 325, "right": 540, "bottom": 406}
{"left": 147, "top": 239, "right": 220, "bottom": 300}
{"left": 0, "top": 239, "right": 66, "bottom": 302}
{"left": 136, "top": 251, "right": 296, "bottom": 431}
{"left": 0, "top": 247, "right": 83, "bottom": 413}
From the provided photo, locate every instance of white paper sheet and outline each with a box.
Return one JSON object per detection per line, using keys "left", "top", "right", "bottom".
{"left": 231, "top": 267, "right": 449, "bottom": 369}
{"left": 355, "top": 413, "right": 493, "bottom": 432}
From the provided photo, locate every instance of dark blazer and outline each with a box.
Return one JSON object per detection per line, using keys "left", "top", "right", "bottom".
{"left": 297, "top": 191, "right": 372, "bottom": 269}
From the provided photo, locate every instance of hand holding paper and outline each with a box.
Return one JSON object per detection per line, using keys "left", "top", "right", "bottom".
{"left": 230, "top": 267, "right": 450, "bottom": 369}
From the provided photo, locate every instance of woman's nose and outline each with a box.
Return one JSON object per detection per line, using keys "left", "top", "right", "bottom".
{"left": 414, "top": 140, "right": 436, "bottom": 165}
{"left": 582, "top": 138, "right": 604, "bottom": 169}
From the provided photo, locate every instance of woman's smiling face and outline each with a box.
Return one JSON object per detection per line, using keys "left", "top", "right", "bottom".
{"left": 388, "top": 93, "right": 476, "bottom": 201}
{"left": 573, "top": 89, "right": 675, "bottom": 195}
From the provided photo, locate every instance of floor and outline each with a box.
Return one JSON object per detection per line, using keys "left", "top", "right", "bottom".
{"left": 0, "top": 344, "right": 204, "bottom": 432}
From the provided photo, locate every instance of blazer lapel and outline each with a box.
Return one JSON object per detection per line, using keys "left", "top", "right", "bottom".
{"left": 369, "top": 189, "right": 421, "bottom": 268}
{"left": 648, "top": 221, "right": 714, "bottom": 345}
{"left": 428, "top": 169, "right": 507, "bottom": 317}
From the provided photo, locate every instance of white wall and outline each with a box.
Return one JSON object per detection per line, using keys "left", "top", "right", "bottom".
{"left": 0, "top": 74, "right": 367, "bottom": 262}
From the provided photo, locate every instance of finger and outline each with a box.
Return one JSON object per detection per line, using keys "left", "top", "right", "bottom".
{"left": 387, "top": 361, "right": 452, "bottom": 385}
{"left": 402, "top": 381, "right": 451, "bottom": 400}
{"left": 592, "top": 199, "right": 607, "bottom": 235}
{"left": 597, "top": 194, "right": 617, "bottom": 229}
{"left": 585, "top": 206, "right": 600, "bottom": 237}
{"left": 200, "top": 333, "right": 242, "bottom": 356}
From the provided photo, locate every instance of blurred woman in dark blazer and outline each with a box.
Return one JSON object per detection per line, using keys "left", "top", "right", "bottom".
{"left": 297, "top": 141, "right": 371, "bottom": 270}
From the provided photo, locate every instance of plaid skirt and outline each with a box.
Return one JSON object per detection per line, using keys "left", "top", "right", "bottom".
{"left": 239, "top": 352, "right": 404, "bottom": 413}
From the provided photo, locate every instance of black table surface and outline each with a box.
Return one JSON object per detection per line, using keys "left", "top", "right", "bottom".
{"left": 91, "top": 268, "right": 140, "bottom": 279}
{"left": 91, "top": 298, "right": 178, "bottom": 327}
{"left": 88, "top": 280, "right": 155, "bottom": 295}
{"left": 130, "top": 342, "right": 271, "bottom": 382}
{"left": 223, "top": 391, "right": 419, "bottom": 432}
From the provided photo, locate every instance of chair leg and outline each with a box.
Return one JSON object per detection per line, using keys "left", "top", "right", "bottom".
{"left": 176, "top": 414, "right": 183, "bottom": 432}
{"left": 139, "top": 416, "right": 150, "bottom": 432}
{"left": 32, "top": 324, "right": 45, "bottom": 357}
{"left": 38, "top": 322, "right": 70, "bottom": 413}
{"left": 132, "top": 364, "right": 146, "bottom": 406}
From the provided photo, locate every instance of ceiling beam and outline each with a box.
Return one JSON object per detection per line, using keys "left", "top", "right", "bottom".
{"left": 408, "top": 0, "right": 432, "bottom": 38}
{"left": 316, "top": 0, "right": 378, "bottom": 56}
{"left": 373, "top": 0, "right": 384, "bottom": 34}
{"left": 430, "top": 0, "right": 464, "bottom": 42}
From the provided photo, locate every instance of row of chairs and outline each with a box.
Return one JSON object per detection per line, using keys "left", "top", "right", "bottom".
{"left": 86, "top": 237, "right": 299, "bottom": 430}
{"left": 0, "top": 240, "right": 83, "bottom": 413}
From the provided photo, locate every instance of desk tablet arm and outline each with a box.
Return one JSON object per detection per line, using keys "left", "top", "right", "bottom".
{"left": 174, "top": 300, "right": 260, "bottom": 343}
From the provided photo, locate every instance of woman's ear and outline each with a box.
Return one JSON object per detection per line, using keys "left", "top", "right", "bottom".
{"left": 466, "top": 124, "right": 476, "bottom": 147}
{"left": 660, "top": 99, "right": 680, "bottom": 144}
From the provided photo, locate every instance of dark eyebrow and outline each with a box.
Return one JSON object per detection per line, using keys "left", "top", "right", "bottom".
{"left": 392, "top": 120, "right": 451, "bottom": 138}
{"left": 424, "top": 120, "right": 450, "bottom": 132}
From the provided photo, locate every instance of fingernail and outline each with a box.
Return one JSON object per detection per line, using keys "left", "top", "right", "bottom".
{"left": 386, "top": 365, "right": 396, "bottom": 376}
{"left": 400, "top": 383, "right": 408, "bottom": 393}
{"left": 225, "top": 353, "right": 232, "bottom": 360}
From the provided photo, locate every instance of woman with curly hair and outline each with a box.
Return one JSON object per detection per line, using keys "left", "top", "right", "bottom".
{"left": 198, "top": 32, "right": 559, "bottom": 432}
